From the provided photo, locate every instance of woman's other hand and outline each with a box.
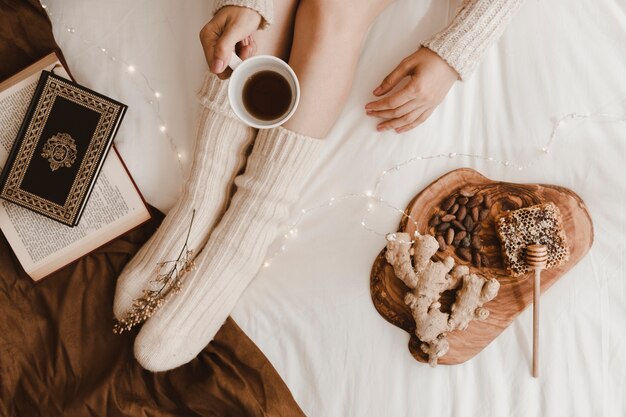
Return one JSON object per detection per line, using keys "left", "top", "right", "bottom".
{"left": 365, "top": 47, "right": 458, "bottom": 133}
{"left": 200, "top": 6, "right": 261, "bottom": 79}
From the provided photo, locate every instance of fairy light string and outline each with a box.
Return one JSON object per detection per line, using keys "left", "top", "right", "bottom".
{"left": 41, "top": 3, "right": 185, "bottom": 175}
{"left": 261, "top": 111, "right": 626, "bottom": 267}
{"left": 40, "top": 4, "right": 625, "bottom": 269}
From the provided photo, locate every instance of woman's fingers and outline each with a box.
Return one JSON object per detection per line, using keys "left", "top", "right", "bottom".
{"left": 376, "top": 108, "right": 424, "bottom": 131}
{"left": 199, "top": 8, "right": 261, "bottom": 75}
{"left": 395, "top": 108, "right": 435, "bottom": 133}
{"left": 365, "top": 86, "right": 415, "bottom": 112}
{"left": 373, "top": 60, "right": 411, "bottom": 96}
{"left": 366, "top": 99, "right": 419, "bottom": 119}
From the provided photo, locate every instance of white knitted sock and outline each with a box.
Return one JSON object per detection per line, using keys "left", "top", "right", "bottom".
{"left": 133, "top": 126, "right": 323, "bottom": 371}
{"left": 113, "top": 74, "right": 256, "bottom": 320}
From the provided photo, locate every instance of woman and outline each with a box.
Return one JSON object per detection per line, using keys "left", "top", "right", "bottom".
{"left": 115, "top": 0, "right": 524, "bottom": 371}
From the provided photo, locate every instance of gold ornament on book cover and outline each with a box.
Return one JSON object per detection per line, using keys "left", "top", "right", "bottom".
{"left": 41, "top": 132, "right": 77, "bottom": 171}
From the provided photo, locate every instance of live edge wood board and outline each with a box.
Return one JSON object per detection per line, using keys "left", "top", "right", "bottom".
{"left": 370, "top": 168, "right": 593, "bottom": 365}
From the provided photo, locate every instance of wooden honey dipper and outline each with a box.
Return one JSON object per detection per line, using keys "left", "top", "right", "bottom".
{"left": 526, "top": 244, "right": 548, "bottom": 378}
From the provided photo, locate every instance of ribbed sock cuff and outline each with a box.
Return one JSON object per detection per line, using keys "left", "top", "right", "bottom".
{"left": 197, "top": 72, "right": 233, "bottom": 117}
{"left": 253, "top": 126, "right": 323, "bottom": 171}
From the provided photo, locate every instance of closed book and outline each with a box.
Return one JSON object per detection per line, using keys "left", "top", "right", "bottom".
{"left": 0, "top": 70, "right": 127, "bottom": 226}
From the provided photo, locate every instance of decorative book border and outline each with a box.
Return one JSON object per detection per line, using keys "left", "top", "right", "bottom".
{"left": 0, "top": 72, "right": 124, "bottom": 225}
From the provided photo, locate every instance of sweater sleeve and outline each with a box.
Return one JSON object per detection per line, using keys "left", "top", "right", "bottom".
{"left": 421, "top": 0, "right": 525, "bottom": 80}
{"left": 214, "top": 0, "right": 274, "bottom": 28}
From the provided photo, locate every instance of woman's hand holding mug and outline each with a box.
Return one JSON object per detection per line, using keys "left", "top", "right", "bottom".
{"left": 199, "top": 6, "right": 261, "bottom": 79}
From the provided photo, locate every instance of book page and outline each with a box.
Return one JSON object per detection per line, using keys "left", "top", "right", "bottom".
{"left": 0, "top": 56, "right": 150, "bottom": 280}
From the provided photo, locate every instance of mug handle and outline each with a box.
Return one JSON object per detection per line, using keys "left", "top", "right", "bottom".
{"left": 228, "top": 52, "right": 243, "bottom": 71}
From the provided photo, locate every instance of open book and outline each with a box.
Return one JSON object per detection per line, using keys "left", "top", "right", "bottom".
{"left": 0, "top": 53, "right": 151, "bottom": 280}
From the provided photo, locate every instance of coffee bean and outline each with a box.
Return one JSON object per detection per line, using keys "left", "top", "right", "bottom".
{"left": 481, "top": 254, "right": 490, "bottom": 267}
{"left": 441, "top": 196, "right": 456, "bottom": 211}
{"left": 429, "top": 215, "right": 441, "bottom": 227}
{"left": 479, "top": 209, "right": 489, "bottom": 221}
{"left": 452, "top": 236, "right": 463, "bottom": 246}
{"left": 472, "top": 251, "right": 482, "bottom": 267}
{"left": 461, "top": 236, "right": 471, "bottom": 248}
{"left": 445, "top": 228, "right": 455, "bottom": 245}
{"left": 458, "top": 196, "right": 469, "bottom": 205}
{"left": 471, "top": 206, "right": 479, "bottom": 222}
{"left": 467, "top": 194, "right": 484, "bottom": 208}
{"left": 457, "top": 247, "right": 472, "bottom": 261}
{"left": 437, "top": 222, "right": 451, "bottom": 232}
{"left": 449, "top": 203, "right": 459, "bottom": 215}
{"left": 452, "top": 220, "right": 466, "bottom": 231}
{"left": 441, "top": 214, "right": 456, "bottom": 222}
{"left": 459, "top": 188, "right": 475, "bottom": 198}
{"left": 456, "top": 205, "right": 467, "bottom": 221}
{"left": 455, "top": 230, "right": 467, "bottom": 241}
{"left": 463, "top": 216, "right": 474, "bottom": 231}
{"left": 483, "top": 195, "right": 493, "bottom": 209}
{"left": 473, "top": 223, "right": 483, "bottom": 233}
{"left": 471, "top": 234, "right": 482, "bottom": 250}
{"left": 436, "top": 235, "right": 447, "bottom": 252}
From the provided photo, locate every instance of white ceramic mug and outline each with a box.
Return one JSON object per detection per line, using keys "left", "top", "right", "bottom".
{"left": 227, "top": 52, "right": 300, "bottom": 129}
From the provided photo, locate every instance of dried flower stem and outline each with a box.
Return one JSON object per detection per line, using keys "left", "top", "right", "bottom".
{"left": 113, "top": 209, "right": 197, "bottom": 334}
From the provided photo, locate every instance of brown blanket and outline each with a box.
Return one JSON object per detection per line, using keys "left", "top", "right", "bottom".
{"left": 0, "top": 2, "right": 304, "bottom": 416}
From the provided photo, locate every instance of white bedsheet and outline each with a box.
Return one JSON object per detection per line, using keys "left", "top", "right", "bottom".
{"left": 47, "top": 0, "right": 626, "bottom": 415}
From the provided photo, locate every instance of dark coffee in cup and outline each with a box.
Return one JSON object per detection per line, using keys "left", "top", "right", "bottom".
{"left": 242, "top": 70, "right": 292, "bottom": 121}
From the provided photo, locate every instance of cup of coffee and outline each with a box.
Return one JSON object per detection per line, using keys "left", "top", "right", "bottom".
{"left": 227, "top": 52, "right": 300, "bottom": 129}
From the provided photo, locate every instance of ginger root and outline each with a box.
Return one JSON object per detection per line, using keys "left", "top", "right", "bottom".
{"left": 385, "top": 232, "right": 500, "bottom": 367}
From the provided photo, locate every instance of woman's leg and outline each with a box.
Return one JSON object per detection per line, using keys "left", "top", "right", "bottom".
{"left": 133, "top": 0, "right": 392, "bottom": 371}
{"left": 113, "top": 0, "right": 299, "bottom": 323}
{"left": 284, "top": 0, "right": 393, "bottom": 138}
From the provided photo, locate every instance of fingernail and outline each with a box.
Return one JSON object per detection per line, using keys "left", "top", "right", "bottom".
{"left": 213, "top": 59, "right": 224, "bottom": 73}
{"left": 377, "top": 126, "right": 386, "bottom": 131}
{"left": 373, "top": 87, "right": 382, "bottom": 95}
{"left": 366, "top": 110, "right": 373, "bottom": 115}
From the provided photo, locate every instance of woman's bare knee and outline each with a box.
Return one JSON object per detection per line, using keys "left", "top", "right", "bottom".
{"left": 299, "top": 0, "right": 391, "bottom": 32}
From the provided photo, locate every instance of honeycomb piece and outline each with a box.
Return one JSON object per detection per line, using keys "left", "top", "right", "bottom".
{"left": 495, "top": 202, "right": 569, "bottom": 276}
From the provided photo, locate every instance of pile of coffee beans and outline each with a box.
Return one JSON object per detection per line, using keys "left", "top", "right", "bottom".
{"left": 428, "top": 188, "right": 493, "bottom": 268}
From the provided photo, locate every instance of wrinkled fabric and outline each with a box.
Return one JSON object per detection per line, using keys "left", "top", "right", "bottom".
{"left": 0, "top": 2, "right": 304, "bottom": 416}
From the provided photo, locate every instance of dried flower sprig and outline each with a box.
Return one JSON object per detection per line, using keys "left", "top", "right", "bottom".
{"left": 113, "top": 210, "right": 197, "bottom": 334}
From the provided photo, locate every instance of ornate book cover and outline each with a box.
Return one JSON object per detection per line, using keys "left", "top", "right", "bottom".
{"left": 0, "top": 70, "right": 127, "bottom": 226}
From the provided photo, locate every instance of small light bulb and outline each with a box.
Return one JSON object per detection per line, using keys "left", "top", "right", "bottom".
{"left": 365, "top": 190, "right": 373, "bottom": 197}
{"left": 100, "top": 47, "right": 106, "bottom": 53}
{"left": 159, "top": 125, "right": 166, "bottom": 133}
{"left": 154, "top": 91, "right": 161, "bottom": 98}
{"left": 127, "top": 65, "right": 136, "bottom": 73}
{"left": 263, "top": 261, "right": 271, "bottom": 268}
{"left": 361, "top": 221, "right": 366, "bottom": 226}
{"left": 177, "top": 153, "right": 182, "bottom": 159}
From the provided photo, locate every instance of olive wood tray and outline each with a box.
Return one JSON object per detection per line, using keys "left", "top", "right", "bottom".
{"left": 370, "top": 168, "right": 593, "bottom": 365}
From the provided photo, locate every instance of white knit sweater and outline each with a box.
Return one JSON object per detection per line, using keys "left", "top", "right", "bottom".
{"left": 215, "top": 0, "right": 524, "bottom": 79}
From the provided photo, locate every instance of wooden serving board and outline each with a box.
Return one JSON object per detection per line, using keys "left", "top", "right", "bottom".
{"left": 370, "top": 168, "right": 593, "bottom": 365}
